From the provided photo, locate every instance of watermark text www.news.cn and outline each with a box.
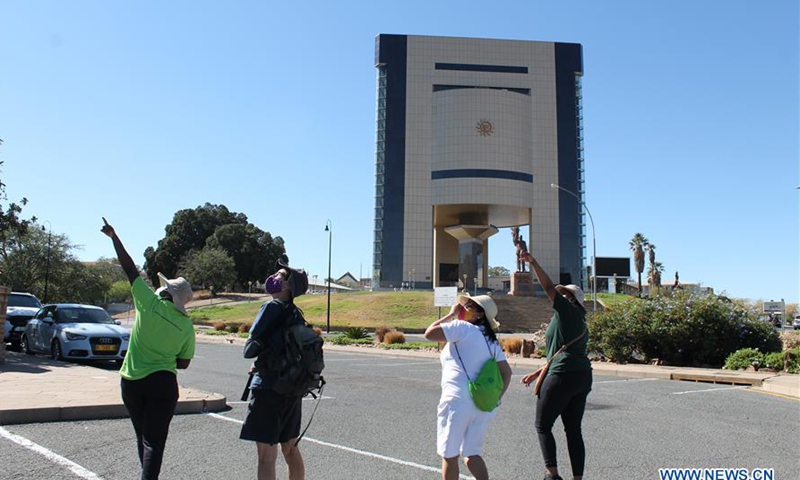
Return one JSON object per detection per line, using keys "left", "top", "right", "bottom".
{"left": 658, "top": 468, "right": 775, "bottom": 480}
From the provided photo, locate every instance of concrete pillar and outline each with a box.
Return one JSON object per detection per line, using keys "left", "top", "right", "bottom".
{"left": 0, "top": 286, "right": 9, "bottom": 364}
{"left": 444, "top": 225, "right": 498, "bottom": 293}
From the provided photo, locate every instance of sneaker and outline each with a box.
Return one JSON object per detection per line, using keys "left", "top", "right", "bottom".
{"left": 543, "top": 475, "right": 564, "bottom": 480}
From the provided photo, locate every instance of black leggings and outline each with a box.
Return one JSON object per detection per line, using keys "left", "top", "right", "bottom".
{"left": 120, "top": 371, "right": 179, "bottom": 480}
{"left": 535, "top": 370, "right": 592, "bottom": 477}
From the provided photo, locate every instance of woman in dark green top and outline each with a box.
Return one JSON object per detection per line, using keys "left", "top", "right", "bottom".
{"left": 520, "top": 252, "right": 592, "bottom": 480}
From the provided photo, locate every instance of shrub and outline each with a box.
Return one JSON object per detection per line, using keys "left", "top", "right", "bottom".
{"left": 375, "top": 325, "right": 394, "bottom": 343}
{"left": 344, "top": 326, "right": 369, "bottom": 340}
{"left": 238, "top": 322, "right": 252, "bottom": 334}
{"left": 763, "top": 351, "right": 786, "bottom": 371}
{"left": 326, "top": 335, "right": 372, "bottom": 345}
{"left": 237, "top": 332, "right": 249, "bottom": 338}
{"left": 500, "top": 337, "right": 523, "bottom": 354}
{"left": 204, "top": 329, "right": 229, "bottom": 336}
{"left": 788, "top": 347, "right": 800, "bottom": 374}
{"left": 384, "top": 331, "right": 406, "bottom": 344}
{"left": 227, "top": 323, "right": 242, "bottom": 333}
{"left": 212, "top": 321, "right": 227, "bottom": 331}
{"left": 379, "top": 342, "right": 438, "bottom": 350}
{"left": 780, "top": 331, "right": 800, "bottom": 350}
{"left": 724, "top": 348, "right": 763, "bottom": 370}
{"left": 590, "top": 291, "right": 781, "bottom": 367}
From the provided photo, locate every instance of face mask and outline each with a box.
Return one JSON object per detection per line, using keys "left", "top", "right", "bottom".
{"left": 265, "top": 275, "right": 284, "bottom": 294}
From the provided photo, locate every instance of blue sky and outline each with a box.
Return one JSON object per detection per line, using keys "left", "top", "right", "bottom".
{"left": 1, "top": 1, "right": 797, "bottom": 304}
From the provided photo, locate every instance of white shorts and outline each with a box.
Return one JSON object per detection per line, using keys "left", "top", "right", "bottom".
{"left": 436, "top": 398, "right": 495, "bottom": 458}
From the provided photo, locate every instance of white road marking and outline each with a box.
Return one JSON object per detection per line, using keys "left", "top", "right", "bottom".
{"left": 672, "top": 386, "right": 749, "bottom": 395}
{"left": 0, "top": 426, "right": 105, "bottom": 480}
{"left": 348, "top": 361, "right": 438, "bottom": 367}
{"left": 206, "top": 413, "right": 474, "bottom": 479}
{"left": 227, "top": 396, "right": 334, "bottom": 405}
{"left": 593, "top": 378, "right": 658, "bottom": 384}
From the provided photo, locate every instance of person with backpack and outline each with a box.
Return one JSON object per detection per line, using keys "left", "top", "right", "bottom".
{"left": 519, "top": 251, "right": 591, "bottom": 480}
{"left": 240, "top": 259, "right": 313, "bottom": 480}
{"left": 100, "top": 218, "right": 195, "bottom": 480}
{"left": 424, "top": 295, "right": 512, "bottom": 480}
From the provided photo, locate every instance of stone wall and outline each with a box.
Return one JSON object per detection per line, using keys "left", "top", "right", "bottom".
{"left": 492, "top": 295, "right": 554, "bottom": 333}
{"left": 0, "top": 286, "right": 9, "bottom": 364}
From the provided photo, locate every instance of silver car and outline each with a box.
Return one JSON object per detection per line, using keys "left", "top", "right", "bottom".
{"left": 21, "top": 304, "right": 130, "bottom": 366}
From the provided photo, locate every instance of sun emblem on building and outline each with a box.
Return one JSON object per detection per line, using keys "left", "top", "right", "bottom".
{"left": 476, "top": 119, "right": 493, "bottom": 136}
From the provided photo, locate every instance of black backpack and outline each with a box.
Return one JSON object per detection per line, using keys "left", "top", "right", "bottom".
{"left": 255, "top": 305, "right": 325, "bottom": 398}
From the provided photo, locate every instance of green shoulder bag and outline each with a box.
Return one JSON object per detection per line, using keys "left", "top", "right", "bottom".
{"left": 454, "top": 339, "right": 503, "bottom": 412}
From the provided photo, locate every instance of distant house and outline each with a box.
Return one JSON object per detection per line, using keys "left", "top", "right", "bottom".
{"left": 308, "top": 276, "right": 352, "bottom": 294}
{"left": 335, "top": 272, "right": 360, "bottom": 289}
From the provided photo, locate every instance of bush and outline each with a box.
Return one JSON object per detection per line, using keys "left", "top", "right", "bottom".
{"left": 780, "top": 331, "right": 800, "bottom": 350}
{"left": 326, "top": 335, "right": 372, "bottom": 346}
{"left": 375, "top": 326, "right": 394, "bottom": 343}
{"left": 238, "top": 322, "right": 252, "bottom": 334}
{"left": 500, "top": 337, "right": 522, "bottom": 354}
{"left": 383, "top": 331, "right": 406, "bottom": 344}
{"left": 724, "top": 348, "right": 763, "bottom": 370}
{"left": 237, "top": 332, "right": 249, "bottom": 338}
{"left": 212, "top": 321, "right": 227, "bottom": 331}
{"left": 344, "top": 326, "right": 369, "bottom": 340}
{"left": 227, "top": 323, "right": 242, "bottom": 334}
{"left": 203, "top": 329, "right": 229, "bottom": 336}
{"left": 788, "top": 347, "right": 800, "bottom": 374}
{"left": 763, "top": 351, "right": 786, "bottom": 371}
{"left": 590, "top": 291, "right": 782, "bottom": 367}
{"left": 379, "top": 342, "right": 438, "bottom": 350}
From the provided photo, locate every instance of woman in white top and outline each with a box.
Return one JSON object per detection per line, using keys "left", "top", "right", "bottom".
{"left": 424, "top": 295, "right": 513, "bottom": 480}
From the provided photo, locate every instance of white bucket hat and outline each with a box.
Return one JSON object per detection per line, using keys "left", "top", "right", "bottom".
{"left": 458, "top": 294, "right": 500, "bottom": 331}
{"left": 155, "top": 272, "right": 194, "bottom": 314}
{"left": 558, "top": 284, "right": 585, "bottom": 308}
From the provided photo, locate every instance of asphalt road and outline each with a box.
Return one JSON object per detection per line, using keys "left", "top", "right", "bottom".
{"left": 1, "top": 342, "right": 798, "bottom": 480}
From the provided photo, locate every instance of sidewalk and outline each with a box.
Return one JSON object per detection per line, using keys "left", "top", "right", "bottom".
{"left": 1, "top": 336, "right": 797, "bottom": 427}
{"left": 0, "top": 351, "right": 227, "bottom": 425}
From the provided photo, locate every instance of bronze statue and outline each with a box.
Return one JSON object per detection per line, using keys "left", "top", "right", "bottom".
{"left": 512, "top": 227, "right": 529, "bottom": 272}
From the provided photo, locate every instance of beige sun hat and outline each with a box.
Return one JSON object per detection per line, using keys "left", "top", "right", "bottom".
{"left": 155, "top": 272, "right": 194, "bottom": 315}
{"left": 458, "top": 294, "right": 500, "bottom": 331}
{"left": 558, "top": 284, "right": 585, "bottom": 308}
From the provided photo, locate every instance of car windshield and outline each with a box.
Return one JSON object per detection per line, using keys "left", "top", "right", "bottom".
{"left": 58, "top": 308, "right": 114, "bottom": 324}
{"left": 8, "top": 294, "right": 42, "bottom": 309}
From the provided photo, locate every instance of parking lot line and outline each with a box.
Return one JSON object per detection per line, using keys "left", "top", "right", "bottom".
{"left": 671, "top": 386, "right": 749, "bottom": 395}
{"left": 206, "top": 413, "right": 474, "bottom": 479}
{"left": 0, "top": 426, "right": 105, "bottom": 480}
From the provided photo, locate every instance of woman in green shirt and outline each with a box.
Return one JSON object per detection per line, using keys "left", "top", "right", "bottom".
{"left": 519, "top": 252, "right": 592, "bottom": 480}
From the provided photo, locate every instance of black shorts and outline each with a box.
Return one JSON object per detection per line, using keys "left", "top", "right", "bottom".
{"left": 240, "top": 388, "right": 302, "bottom": 445}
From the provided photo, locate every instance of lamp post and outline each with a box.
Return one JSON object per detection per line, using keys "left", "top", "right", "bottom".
{"left": 42, "top": 221, "right": 52, "bottom": 304}
{"left": 324, "top": 220, "right": 332, "bottom": 333}
{"left": 551, "top": 183, "right": 597, "bottom": 312}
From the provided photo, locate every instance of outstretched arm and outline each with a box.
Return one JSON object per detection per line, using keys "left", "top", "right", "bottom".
{"left": 519, "top": 252, "right": 556, "bottom": 303}
{"left": 424, "top": 303, "right": 463, "bottom": 342}
{"left": 101, "top": 218, "right": 139, "bottom": 284}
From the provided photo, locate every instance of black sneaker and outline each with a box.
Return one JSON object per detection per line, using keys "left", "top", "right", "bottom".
{"left": 543, "top": 475, "right": 564, "bottom": 480}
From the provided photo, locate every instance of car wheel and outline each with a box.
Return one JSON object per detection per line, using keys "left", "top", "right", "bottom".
{"left": 9, "top": 340, "right": 22, "bottom": 353}
{"left": 20, "top": 335, "right": 34, "bottom": 355}
{"left": 51, "top": 339, "right": 63, "bottom": 361}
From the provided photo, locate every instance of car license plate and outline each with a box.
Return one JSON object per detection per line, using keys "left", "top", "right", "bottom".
{"left": 95, "top": 345, "right": 117, "bottom": 352}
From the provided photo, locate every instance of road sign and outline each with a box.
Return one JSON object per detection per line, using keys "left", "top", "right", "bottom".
{"left": 763, "top": 301, "right": 784, "bottom": 313}
{"left": 434, "top": 287, "right": 458, "bottom": 307}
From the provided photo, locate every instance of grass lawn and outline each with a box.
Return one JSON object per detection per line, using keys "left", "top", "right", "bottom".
{"left": 189, "top": 290, "right": 443, "bottom": 332}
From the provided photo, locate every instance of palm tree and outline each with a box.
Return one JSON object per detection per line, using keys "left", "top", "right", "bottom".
{"left": 650, "top": 261, "right": 664, "bottom": 288}
{"left": 629, "top": 233, "right": 649, "bottom": 295}
{"left": 646, "top": 243, "right": 656, "bottom": 266}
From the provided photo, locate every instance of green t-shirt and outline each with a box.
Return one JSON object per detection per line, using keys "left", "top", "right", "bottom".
{"left": 545, "top": 294, "right": 591, "bottom": 374}
{"left": 119, "top": 277, "right": 196, "bottom": 380}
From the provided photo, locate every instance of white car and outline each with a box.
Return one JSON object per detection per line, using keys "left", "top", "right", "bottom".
{"left": 4, "top": 292, "right": 42, "bottom": 351}
{"left": 793, "top": 315, "right": 800, "bottom": 330}
{"left": 21, "top": 304, "right": 130, "bottom": 366}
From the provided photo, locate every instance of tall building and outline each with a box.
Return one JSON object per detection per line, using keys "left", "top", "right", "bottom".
{"left": 373, "top": 34, "right": 586, "bottom": 292}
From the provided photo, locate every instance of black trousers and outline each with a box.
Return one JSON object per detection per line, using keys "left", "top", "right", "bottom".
{"left": 535, "top": 369, "right": 592, "bottom": 477}
{"left": 120, "top": 371, "right": 179, "bottom": 480}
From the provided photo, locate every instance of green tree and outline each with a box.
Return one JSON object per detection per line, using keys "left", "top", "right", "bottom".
{"left": 0, "top": 160, "right": 36, "bottom": 272}
{"left": 488, "top": 266, "right": 510, "bottom": 276}
{"left": 107, "top": 280, "right": 132, "bottom": 303}
{"left": 144, "top": 203, "right": 285, "bottom": 289}
{"left": 178, "top": 246, "right": 236, "bottom": 294}
{"left": 629, "top": 233, "right": 649, "bottom": 295}
{"left": 647, "top": 261, "right": 664, "bottom": 290}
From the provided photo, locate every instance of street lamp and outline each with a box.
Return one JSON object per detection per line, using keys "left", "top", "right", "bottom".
{"left": 42, "top": 221, "right": 52, "bottom": 304}
{"left": 551, "top": 183, "right": 597, "bottom": 312}
{"left": 324, "top": 220, "right": 332, "bottom": 333}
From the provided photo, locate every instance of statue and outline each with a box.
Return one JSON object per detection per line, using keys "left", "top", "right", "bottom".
{"left": 511, "top": 227, "right": 529, "bottom": 273}
{"left": 673, "top": 271, "right": 681, "bottom": 290}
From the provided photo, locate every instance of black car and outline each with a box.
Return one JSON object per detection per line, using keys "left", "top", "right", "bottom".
{"left": 4, "top": 292, "right": 43, "bottom": 351}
